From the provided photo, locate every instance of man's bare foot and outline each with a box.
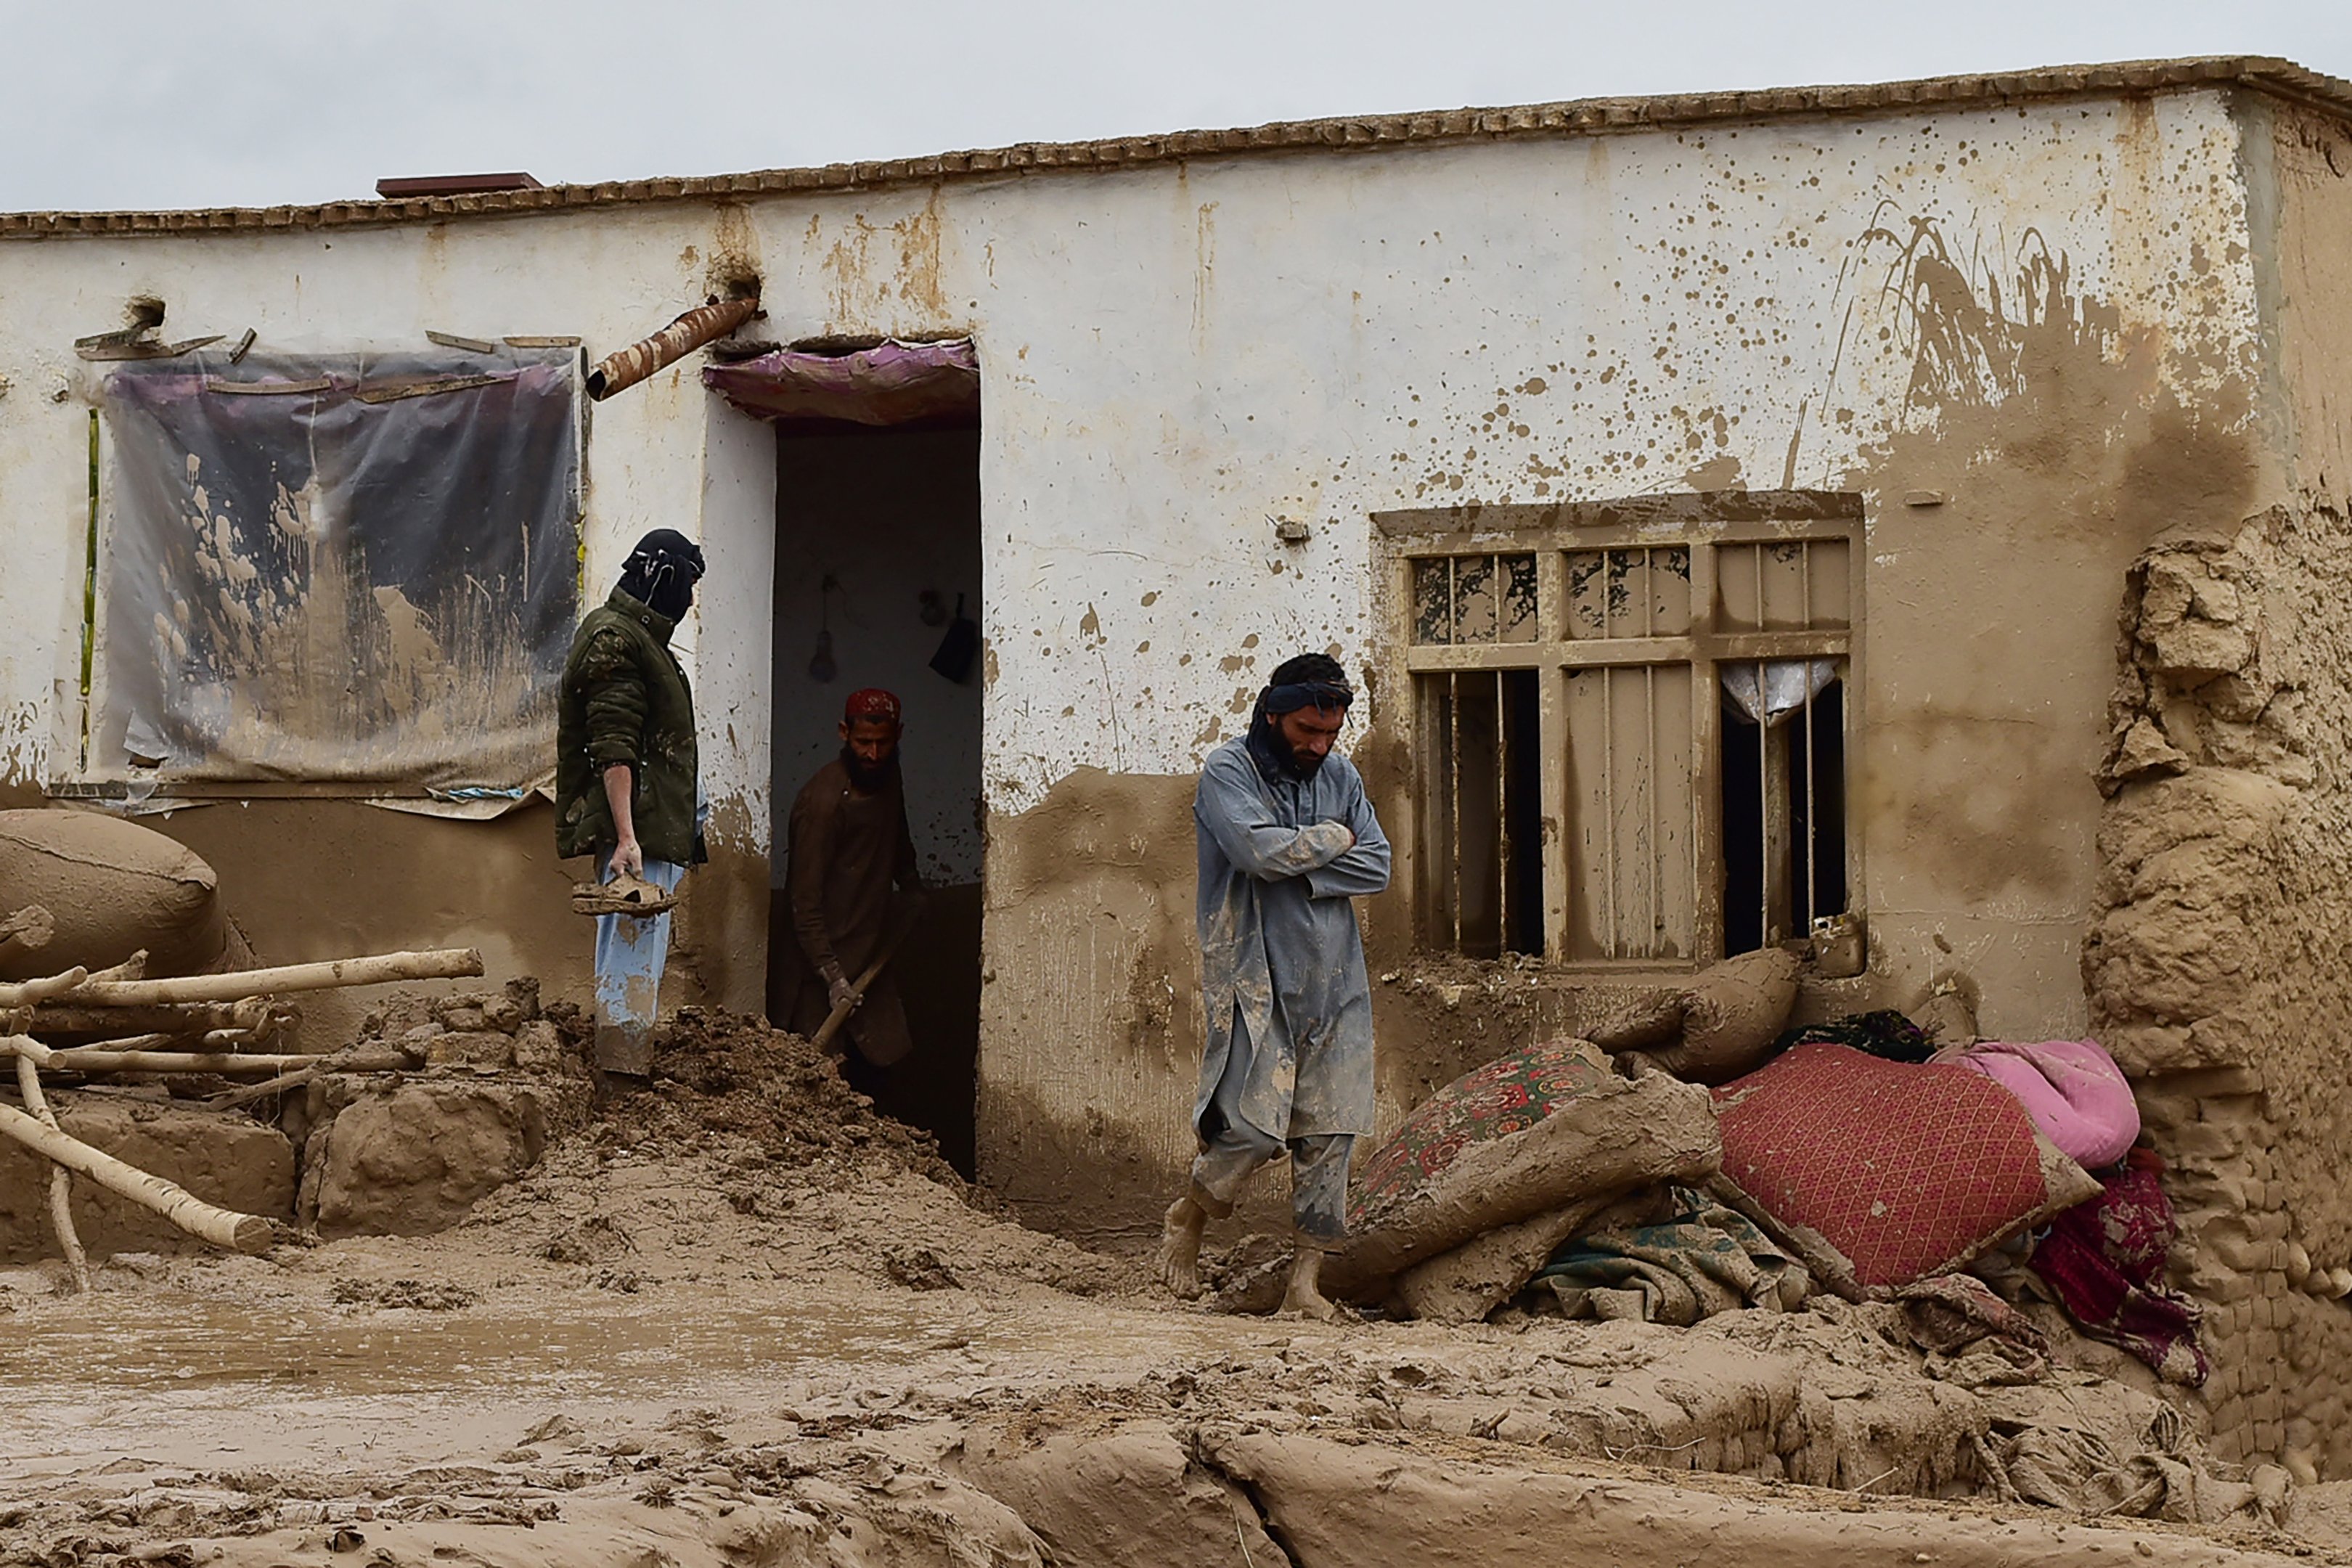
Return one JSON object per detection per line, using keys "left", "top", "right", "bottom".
{"left": 1275, "top": 1247, "right": 1341, "bottom": 1322}
{"left": 1158, "top": 1195, "right": 1207, "bottom": 1298}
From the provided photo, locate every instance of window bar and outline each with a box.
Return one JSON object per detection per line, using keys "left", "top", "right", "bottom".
{"left": 1643, "top": 551, "right": 1658, "bottom": 960}
{"left": 1603, "top": 666, "right": 1619, "bottom": 961}
{"left": 1689, "top": 541, "right": 1723, "bottom": 962}
{"left": 1645, "top": 660, "right": 1659, "bottom": 957}
{"left": 1800, "top": 542, "right": 1818, "bottom": 929}
{"left": 1749, "top": 564, "right": 1768, "bottom": 944}
{"left": 1449, "top": 671, "right": 1463, "bottom": 952}
{"left": 1757, "top": 657, "right": 1769, "bottom": 947}
{"left": 1495, "top": 666, "right": 1511, "bottom": 952}
{"left": 1803, "top": 669, "right": 1817, "bottom": 929}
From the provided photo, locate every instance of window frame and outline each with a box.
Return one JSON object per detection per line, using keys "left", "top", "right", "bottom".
{"left": 1373, "top": 492, "right": 1865, "bottom": 973}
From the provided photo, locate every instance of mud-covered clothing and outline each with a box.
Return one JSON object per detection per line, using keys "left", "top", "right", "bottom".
{"left": 592, "top": 852, "right": 685, "bottom": 1073}
{"left": 1191, "top": 1038, "right": 1355, "bottom": 1246}
{"left": 1191, "top": 737, "right": 1390, "bottom": 1150}
{"left": 784, "top": 757, "right": 923, "bottom": 1067}
{"left": 555, "top": 587, "right": 701, "bottom": 866}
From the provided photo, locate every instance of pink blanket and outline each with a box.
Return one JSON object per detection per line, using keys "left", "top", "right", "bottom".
{"left": 1932, "top": 1038, "right": 2139, "bottom": 1169}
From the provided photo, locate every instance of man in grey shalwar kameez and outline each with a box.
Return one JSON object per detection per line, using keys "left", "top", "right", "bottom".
{"left": 1159, "top": 653, "right": 1391, "bottom": 1319}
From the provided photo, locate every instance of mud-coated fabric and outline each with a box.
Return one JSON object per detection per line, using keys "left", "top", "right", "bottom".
{"left": 1191, "top": 737, "right": 1389, "bottom": 1145}
{"left": 555, "top": 587, "right": 700, "bottom": 865}
{"left": 592, "top": 854, "right": 685, "bottom": 1072}
{"left": 1191, "top": 1035, "right": 1355, "bottom": 1243}
{"left": 784, "top": 757, "right": 923, "bottom": 1066}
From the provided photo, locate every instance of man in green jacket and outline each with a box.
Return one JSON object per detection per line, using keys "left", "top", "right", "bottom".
{"left": 556, "top": 528, "right": 707, "bottom": 1083}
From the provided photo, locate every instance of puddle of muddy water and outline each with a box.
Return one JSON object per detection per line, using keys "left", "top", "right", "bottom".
{"left": 0, "top": 1293, "right": 950, "bottom": 1397}
{"left": 0, "top": 1283, "right": 1268, "bottom": 1405}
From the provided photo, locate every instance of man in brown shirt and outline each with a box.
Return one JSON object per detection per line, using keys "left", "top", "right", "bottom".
{"left": 784, "top": 687, "right": 924, "bottom": 1087}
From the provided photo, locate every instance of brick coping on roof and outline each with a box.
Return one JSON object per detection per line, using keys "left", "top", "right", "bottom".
{"left": 6, "top": 55, "right": 2347, "bottom": 240}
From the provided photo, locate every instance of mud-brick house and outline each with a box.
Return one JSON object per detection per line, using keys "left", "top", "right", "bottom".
{"left": 0, "top": 54, "right": 2348, "bottom": 1472}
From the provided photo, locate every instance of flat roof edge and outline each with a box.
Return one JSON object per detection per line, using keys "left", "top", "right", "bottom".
{"left": 5, "top": 54, "right": 2345, "bottom": 240}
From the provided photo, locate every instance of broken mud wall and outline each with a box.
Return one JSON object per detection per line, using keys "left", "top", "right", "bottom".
{"left": 2088, "top": 502, "right": 2352, "bottom": 1484}
{"left": 2081, "top": 99, "right": 2352, "bottom": 1482}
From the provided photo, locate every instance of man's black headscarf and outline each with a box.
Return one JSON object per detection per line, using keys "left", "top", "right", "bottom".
{"left": 618, "top": 528, "right": 706, "bottom": 622}
{"left": 1247, "top": 653, "right": 1355, "bottom": 781}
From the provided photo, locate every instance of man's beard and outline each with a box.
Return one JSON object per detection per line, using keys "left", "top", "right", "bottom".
{"left": 1279, "top": 735, "right": 1328, "bottom": 779}
{"left": 1250, "top": 719, "right": 1328, "bottom": 781}
{"left": 842, "top": 746, "right": 898, "bottom": 790}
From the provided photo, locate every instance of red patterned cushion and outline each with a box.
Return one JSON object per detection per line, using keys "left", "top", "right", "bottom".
{"left": 1350, "top": 1038, "right": 1614, "bottom": 1229}
{"left": 1710, "top": 1042, "right": 2102, "bottom": 1299}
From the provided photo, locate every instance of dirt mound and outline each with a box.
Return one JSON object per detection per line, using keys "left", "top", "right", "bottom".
{"left": 560, "top": 1005, "right": 965, "bottom": 1191}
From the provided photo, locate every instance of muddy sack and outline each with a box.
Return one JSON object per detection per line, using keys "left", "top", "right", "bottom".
{"left": 1610, "top": 947, "right": 1800, "bottom": 1085}
{"left": 0, "top": 809, "right": 235, "bottom": 979}
{"left": 1339, "top": 1039, "right": 1720, "bottom": 1296}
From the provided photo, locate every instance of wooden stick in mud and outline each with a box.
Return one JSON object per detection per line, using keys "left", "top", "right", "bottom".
{"left": 24, "top": 1000, "right": 281, "bottom": 1037}
{"left": 0, "top": 1098, "right": 273, "bottom": 1254}
{"left": 73, "top": 1026, "right": 274, "bottom": 1055}
{"left": 22, "top": 947, "right": 483, "bottom": 1009}
{"left": 0, "top": 1037, "right": 317, "bottom": 1075}
{"left": 12, "top": 1052, "right": 91, "bottom": 1292}
{"left": 4, "top": 967, "right": 89, "bottom": 1006}
{"left": 203, "top": 1066, "right": 316, "bottom": 1111}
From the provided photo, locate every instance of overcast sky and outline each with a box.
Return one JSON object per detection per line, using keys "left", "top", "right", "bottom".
{"left": 3, "top": 1, "right": 2348, "bottom": 213}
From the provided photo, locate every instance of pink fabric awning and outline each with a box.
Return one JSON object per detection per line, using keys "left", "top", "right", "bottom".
{"left": 703, "top": 338, "right": 979, "bottom": 428}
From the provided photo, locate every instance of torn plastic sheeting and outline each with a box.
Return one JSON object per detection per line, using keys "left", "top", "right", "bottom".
{"left": 1722, "top": 659, "right": 1840, "bottom": 727}
{"left": 97, "top": 348, "right": 580, "bottom": 789}
{"left": 703, "top": 338, "right": 979, "bottom": 428}
{"left": 366, "top": 793, "right": 537, "bottom": 822}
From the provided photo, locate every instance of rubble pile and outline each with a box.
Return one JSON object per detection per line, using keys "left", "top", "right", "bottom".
{"left": 593, "top": 1005, "right": 963, "bottom": 1191}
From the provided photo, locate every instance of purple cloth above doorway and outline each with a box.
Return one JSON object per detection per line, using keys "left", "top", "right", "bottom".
{"left": 703, "top": 338, "right": 979, "bottom": 428}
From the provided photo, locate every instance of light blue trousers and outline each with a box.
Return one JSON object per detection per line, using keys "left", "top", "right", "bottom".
{"left": 593, "top": 854, "right": 685, "bottom": 1069}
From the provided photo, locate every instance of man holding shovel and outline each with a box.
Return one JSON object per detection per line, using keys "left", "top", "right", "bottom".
{"left": 784, "top": 688, "right": 926, "bottom": 1092}
{"left": 556, "top": 528, "right": 708, "bottom": 1088}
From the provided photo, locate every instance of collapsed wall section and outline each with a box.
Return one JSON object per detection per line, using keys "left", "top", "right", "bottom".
{"left": 2087, "top": 496, "right": 2352, "bottom": 1479}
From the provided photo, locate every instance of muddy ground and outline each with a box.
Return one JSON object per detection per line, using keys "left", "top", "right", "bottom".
{"left": 1, "top": 1013, "right": 2345, "bottom": 1567}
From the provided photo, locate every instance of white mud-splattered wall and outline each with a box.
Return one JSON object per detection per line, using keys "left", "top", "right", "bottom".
{"left": 0, "top": 72, "right": 2327, "bottom": 1320}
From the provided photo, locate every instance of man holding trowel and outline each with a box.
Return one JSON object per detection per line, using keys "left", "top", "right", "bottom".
{"left": 783, "top": 688, "right": 926, "bottom": 1092}
{"left": 555, "top": 528, "right": 709, "bottom": 1089}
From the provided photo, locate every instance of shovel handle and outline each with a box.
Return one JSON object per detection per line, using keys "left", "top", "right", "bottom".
{"left": 809, "top": 920, "right": 915, "bottom": 1051}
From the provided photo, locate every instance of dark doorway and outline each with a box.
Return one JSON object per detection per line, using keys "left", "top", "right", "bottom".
{"left": 767, "top": 426, "right": 984, "bottom": 1175}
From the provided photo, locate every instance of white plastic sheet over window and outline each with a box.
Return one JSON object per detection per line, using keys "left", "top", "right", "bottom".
{"left": 1721, "top": 658, "right": 1841, "bottom": 727}
{"left": 96, "top": 349, "right": 580, "bottom": 788}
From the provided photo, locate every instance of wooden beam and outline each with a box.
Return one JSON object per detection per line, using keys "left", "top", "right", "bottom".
{"left": 0, "top": 1098, "right": 273, "bottom": 1254}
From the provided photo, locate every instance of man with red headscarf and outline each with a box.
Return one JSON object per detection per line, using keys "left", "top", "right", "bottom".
{"left": 783, "top": 688, "right": 926, "bottom": 1086}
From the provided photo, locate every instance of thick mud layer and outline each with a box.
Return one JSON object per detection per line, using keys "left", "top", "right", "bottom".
{"left": 0, "top": 1013, "right": 2338, "bottom": 1567}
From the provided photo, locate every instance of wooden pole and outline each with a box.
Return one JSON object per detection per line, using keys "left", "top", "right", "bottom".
{"left": 24, "top": 1000, "right": 279, "bottom": 1036}
{"left": 0, "top": 1100, "right": 272, "bottom": 1254}
{"left": 0, "top": 1038, "right": 317, "bottom": 1075}
{"left": 810, "top": 932, "right": 910, "bottom": 1052}
{"left": 5, "top": 967, "right": 89, "bottom": 1006}
{"left": 11, "top": 1053, "right": 91, "bottom": 1291}
{"left": 73, "top": 1026, "right": 272, "bottom": 1055}
{"left": 12, "top": 947, "right": 483, "bottom": 1009}
{"left": 203, "top": 1066, "right": 316, "bottom": 1111}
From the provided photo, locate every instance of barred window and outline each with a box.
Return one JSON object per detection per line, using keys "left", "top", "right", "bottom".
{"left": 1392, "top": 505, "right": 1856, "bottom": 965}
